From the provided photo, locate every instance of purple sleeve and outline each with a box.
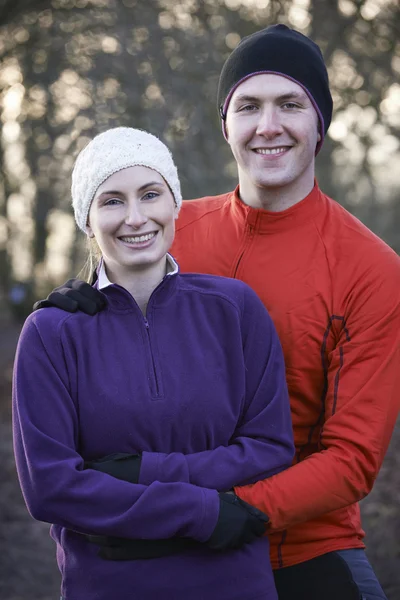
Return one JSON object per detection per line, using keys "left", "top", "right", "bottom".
{"left": 139, "top": 286, "right": 295, "bottom": 491}
{"left": 12, "top": 315, "right": 219, "bottom": 542}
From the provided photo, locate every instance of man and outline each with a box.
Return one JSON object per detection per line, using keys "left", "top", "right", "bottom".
{"left": 35, "top": 25, "right": 400, "bottom": 600}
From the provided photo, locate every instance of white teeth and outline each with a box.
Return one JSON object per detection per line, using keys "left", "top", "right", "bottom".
{"left": 120, "top": 232, "right": 156, "bottom": 243}
{"left": 255, "top": 147, "right": 287, "bottom": 155}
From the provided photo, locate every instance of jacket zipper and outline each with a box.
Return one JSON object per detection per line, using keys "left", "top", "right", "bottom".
{"left": 233, "top": 223, "right": 254, "bottom": 279}
{"left": 143, "top": 317, "right": 160, "bottom": 397}
{"left": 233, "top": 249, "right": 245, "bottom": 278}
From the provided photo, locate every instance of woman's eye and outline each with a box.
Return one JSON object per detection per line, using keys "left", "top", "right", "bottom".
{"left": 104, "top": 198, "right": 121, "bottom": 206}
{"left": 142, "top": 191, "right": 159, "bottom": 201}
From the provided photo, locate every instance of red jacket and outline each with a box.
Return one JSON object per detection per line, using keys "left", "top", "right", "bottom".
{"left": 171, "top": 183, "right": 400, "bottom": 569}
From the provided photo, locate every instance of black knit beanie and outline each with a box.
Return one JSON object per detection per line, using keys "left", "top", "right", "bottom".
{"left": 217, "top": 24, "right": 333, "bottom": 153}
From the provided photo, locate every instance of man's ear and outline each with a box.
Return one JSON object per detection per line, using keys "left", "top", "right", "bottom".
{"left": 317, "top": 132, "right": 321, "bottom": 142}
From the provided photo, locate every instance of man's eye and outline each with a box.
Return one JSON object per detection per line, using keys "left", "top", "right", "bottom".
{"left": 239, "top": 104, "right": 257, "bottom": 112}
{"left": 282, "top": 102, "right": 299, "bottom": 109}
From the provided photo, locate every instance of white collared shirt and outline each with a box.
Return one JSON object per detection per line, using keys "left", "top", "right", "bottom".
{"left": 97, "top": 254, "right": 179, "bottom": 290}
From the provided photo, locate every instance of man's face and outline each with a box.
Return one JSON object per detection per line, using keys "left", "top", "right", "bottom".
{"left": 225, "top": 73, "right": 321, "bottom": 207}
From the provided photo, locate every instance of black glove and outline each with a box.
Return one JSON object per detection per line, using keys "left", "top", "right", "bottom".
{"left": 33, "top": 278, "right": 106, "bottom": 315}
{"left": 205, "top": 492, "right": 268, "bottom": 551}
{"left": 84, "top": 453, "right": 142, "bottom": 484}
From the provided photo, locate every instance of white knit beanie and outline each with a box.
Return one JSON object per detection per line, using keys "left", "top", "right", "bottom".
{"left": 71, "top": 127, "right": 182, "bottom": 232}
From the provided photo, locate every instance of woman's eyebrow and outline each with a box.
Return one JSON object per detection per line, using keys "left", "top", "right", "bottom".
{"left": 137, "top": 181, "right": 165, "bottom": 192}
{"left": 97, "top": 181, "right": 164, "bottom": 198}
{"left": 97, "top": 190, "right": 123, "bottom": 198}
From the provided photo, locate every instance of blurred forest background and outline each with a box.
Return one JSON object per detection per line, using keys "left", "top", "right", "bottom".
{"left": 0, "top": 0, "right": 399, "bottom": 598}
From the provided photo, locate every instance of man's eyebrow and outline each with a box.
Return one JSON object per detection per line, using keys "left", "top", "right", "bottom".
{"left": 232, "top": 94, "right": 261, "bottom": 104}
{"left": 97, "top": 181, "right": 164, "bottom": 198}
{"left": 232, "top": 91, "right": 309, "bottom": 104}
{"left": 276, "top": 91, "right": 309, "bottom": 102}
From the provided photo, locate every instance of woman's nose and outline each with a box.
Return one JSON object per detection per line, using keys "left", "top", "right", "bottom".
{"left": 124, "top": 202, "right": 148, "bottom": 228}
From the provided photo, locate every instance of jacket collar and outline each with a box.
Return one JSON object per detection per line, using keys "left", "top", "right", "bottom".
{"left": 229, "top": 181, "right": 323, "bottom": 233}
{"left": 94, "top": 254, "right": 180, "bottom": 313}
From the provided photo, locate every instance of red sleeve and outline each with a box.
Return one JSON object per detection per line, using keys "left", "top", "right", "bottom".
{"left": 235, "top": 251, "right": 400, "bottom": 532}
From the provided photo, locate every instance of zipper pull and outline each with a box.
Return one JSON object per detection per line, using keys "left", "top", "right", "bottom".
{"left": 143, "top": 317, "right": 149, "bottom": 329}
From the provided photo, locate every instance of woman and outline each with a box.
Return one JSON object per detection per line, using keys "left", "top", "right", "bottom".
{"left": 13, "top": 127, "right": 294, "bottom": 600}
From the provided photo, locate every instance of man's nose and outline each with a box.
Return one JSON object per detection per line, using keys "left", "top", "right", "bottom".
{"left": 256, "top": 107, "right": 283, "bottom": 138}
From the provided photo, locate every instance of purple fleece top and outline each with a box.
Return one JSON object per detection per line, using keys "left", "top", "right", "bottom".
{"left": 13, "top": 271, "right": 294, "bottom": 600}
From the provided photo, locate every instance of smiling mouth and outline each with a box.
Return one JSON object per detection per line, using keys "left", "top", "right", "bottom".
{"left": 119, "top": 232, "right": 157, "bottom": 243}
{"left": 254, "top": 147, "right": 289, "bottom": 155}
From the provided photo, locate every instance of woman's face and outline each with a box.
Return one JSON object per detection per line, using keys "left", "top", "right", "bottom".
{"left": 87, "top": 165, "right": 178, "bottom": 278}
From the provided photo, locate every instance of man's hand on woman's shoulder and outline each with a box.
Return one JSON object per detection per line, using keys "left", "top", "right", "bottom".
{"left": 33, "top": 278, "right": 106, "bottom": 315}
